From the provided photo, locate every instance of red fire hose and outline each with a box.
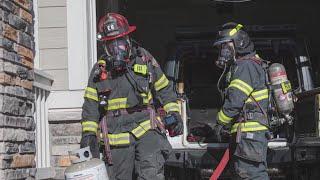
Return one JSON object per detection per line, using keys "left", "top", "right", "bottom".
{"left": 210, "top": 148, "right": 230, "bottom": 180}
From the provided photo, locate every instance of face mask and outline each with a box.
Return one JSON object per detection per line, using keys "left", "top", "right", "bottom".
{"left": 105, "top": 37, "right": 131, "bottom": 71}
{"left": 216, "top": 43, "right": 235, "bottom": 69}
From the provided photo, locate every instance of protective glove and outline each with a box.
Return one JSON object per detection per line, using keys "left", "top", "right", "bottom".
{"left": 164, "top": 112, "right": 183, "bottom": 137}
{"left": 212, "top": 123, "right": 230, "bottom": 142}
{"left": 80, "top": 132, "right": 100, "bottom": 158}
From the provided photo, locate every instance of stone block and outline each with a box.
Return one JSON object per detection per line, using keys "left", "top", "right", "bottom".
{"left": 25, "top": 102, "right": 33, "bottom": 116}
{"left": 11, "top": 154, "right": 35, "bottom": 168}
{"left": 18, "top": 32, "right": 32, "bottom": 49}
{"left": 51, "top": 136, "right": 81, "bottom": 145}
{"left": 16, "top": 77, "right": 33, "bottom": 90}
{"left": 0, "top": 37, "right": 14, "bottom": 51}
{"left": 0, "top": 9, "right": 9, "bottom": 23}
{"left": 0, "top": 48, "right": 18, "bottom": 62}
{"left": 8, "top": 13, "right": 27, "bottom": 31}
{"left": 49, "top": 110, "right": 82, "bottom": 122}
{"left": 14, "top": 43, "right": 33, "bottom": 60}
{"left": 51, "top": 155, "right": 78, "bottom": 167}
{"left": 26, "top": 131, "right": 35, "bottom": 141}
{"left": 0, "top": 142, "right": 19, "bottom": 154}
{"left": 0, "top": 1, "right": 18, "bottom": 13}
{"left": 1, "top": 23, "right": 18, "bottom": 42}
{"left": 14, "top": 0, "right": 32, "bottom": 11}
{"left": 25, "top": 23, "right": 34, "bottom": 35}
{"left": 50, "top": 123, "right": 82, "bottom": 136}
{"left": 0, "top": 114, "right": 30, "bottom": 129}
{"left": 0, "top": 96, "right": 19, "bottom": 115}
{"left": 18, "top": 8, "right": 32, "bottom": 23}
{"left": 19, "top": 142, "right": 35, "bottom": 154}
{"left": 0, "top": 95, "right": 3, "bottom": 113}
{"left": 27, "top": 69, "right": 34, "bottom": 80}
{"left": 0, "top": 73, "right": 15, "bottom": 86}
{"left": 0, "top": 59, "right": 3, "bottom": 72}
{"left": 52, "top": 144, "right": 80, "bottom": 156}
{"left": 17, "top": 66, "right": 28, "bottom": 79}
{"left": 53, "top": 167, "right": 66, "bottom": 180}
{"left": 0, "top": 154, "right": 13, "bottom": 169}
{"left": 4, "top": 61, "right": 18, "bottom": 75}
{"left": 0, "top": 128, "right": 28, "bottom": 142}
{"left": 26, "top": 117, "right": 35, "bottom": 130}
{"left": 20, "top": 56, "right": 33, "bottom": 69}
{"left": 0, "top": 168, "right": 36, "bottom": 179}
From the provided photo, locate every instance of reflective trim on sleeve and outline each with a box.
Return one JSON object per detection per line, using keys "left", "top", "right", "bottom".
{"left": 131, "top": 120, "right": 151, "bottom": 138}
{"left": 82, "top": 121, "right": 99, "bottom": 133}
{"left": 108, "top": 133, "right": 130, "bottom": 146}
{"left": 163, "top": 102, "right": 180, "bottom": 113}
{"left": 217, "top": 110, "right": 233, "bottom": 125}
{"left": 84, "top": 87, "right": 98, "bottom": 101}
{"left": 105, "top": 98, "right": 128, "bottom": 110}
{"left": 140, "top": 91, "right": 153, "bottom": 104}
{"left": 154, "top": 74, "right": 169, "bottom": 91}
{"left": 245, "top": 89, "right": 268, "bottom": 103}
{"left": 231, "top": 121, "right": 268, "bottom": 133}
{"left": 228, "top": 79, "right": 253, "bottom": 96}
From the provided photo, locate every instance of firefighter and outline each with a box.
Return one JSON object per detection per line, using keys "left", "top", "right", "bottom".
{"left": 80, "top": 13, "right": 183, "bottom": 180}
{"left": 213, "top": 22, "right": 270, "bottom": 180}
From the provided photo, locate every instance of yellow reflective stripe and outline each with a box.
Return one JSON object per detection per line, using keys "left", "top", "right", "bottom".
{"left": 133, "top": 64, "right": 148, "bottom": 75}
{"left": 98, "top": 60, "right": 106, "bottom": 64}
{"left": 231, "top": 121, "right": 268, "bottom": 133}
{"left": 131, "top": 120, "right": 151, "bottom": 138}
{"left": 82, "top": 121, "right": 98, "bottom": 127}
{"left": 154, "top": 74, "right": 169, "bottom": 91}
{"left": 83, "top": 127, "right": 98, "bottom": 133}
{"left": 245, "top": 89, "right": 268, "bottom": 103}
{"left": 85, "top": 87, "right": 98, "bottom": 94}
{"left": 108, "top": 133, "right": 130, "bottom": 146}
{"left": 228, "top": 79, "right": 253, "bottom": 96}
{"left": 141, "top": 92, "right": 153, "bottom": 104}
{"left": 84, "top": 87, "right": 98, "bottom": 101}
{"left": 105, "top": 98, "right": 128, "bottom": 110}
{"left": 229, "top": 24, "right": 243, "bottom": 36}
{"left": 217, "top": 110, "right": 233, "bottom": 125}
{"left": 163, "top": 102, "right": 180, "bottom": 113}
{"left": 82, "top": 121, "right": 98, "bottom": 133}
{"left": 84, "top": 94, "right": 99, "bottom": 101}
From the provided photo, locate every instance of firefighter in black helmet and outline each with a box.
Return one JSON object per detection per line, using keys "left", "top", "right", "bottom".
{"left": 80, "top": 13, "right": 183, "bottom": 180}
{"left": 213, "top": 22, "right": 270, "bottom": 179}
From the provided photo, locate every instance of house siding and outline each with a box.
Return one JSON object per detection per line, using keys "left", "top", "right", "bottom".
{"left": 37, "top": 1, "right": 68, "bottom": 91}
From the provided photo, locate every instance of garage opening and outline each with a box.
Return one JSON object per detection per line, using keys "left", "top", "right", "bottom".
{"left": 95, "top": 0, "right": 319, "bottom": 142}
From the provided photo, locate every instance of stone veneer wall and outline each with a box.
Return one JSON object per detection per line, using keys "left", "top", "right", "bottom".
{"left": 49, "top": 110, "right": 82, "bottom": 179}
{"left": 0, "top": 0, "right": 36, "bottom": 179}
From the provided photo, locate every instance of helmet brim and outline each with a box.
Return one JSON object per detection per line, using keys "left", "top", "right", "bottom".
{"left": 213, "top": 38, "right": 232, "bottom": 47}
{"left": 100, "top": 26, "right": 136, "bottom": 41}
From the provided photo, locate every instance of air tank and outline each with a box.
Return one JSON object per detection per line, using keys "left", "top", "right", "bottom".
{"left": 65, "top": 147, "right": 109, "bottom": 180}
{"left": 268, "top": 63, "right": 294, "bottom": 118}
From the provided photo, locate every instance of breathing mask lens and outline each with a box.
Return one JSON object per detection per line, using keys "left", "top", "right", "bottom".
{"left": 105, "top": 37, "right": 131, "bottom": 70}
{"left": 216, "top": 43, "right": 235, "bottom": 68}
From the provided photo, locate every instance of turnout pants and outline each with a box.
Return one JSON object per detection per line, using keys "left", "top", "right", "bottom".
{"left": 107, "top": 130, "right": 171, "bottom": 180}
{"left": 230, "top": 130, "right": 269, "bottom": 180}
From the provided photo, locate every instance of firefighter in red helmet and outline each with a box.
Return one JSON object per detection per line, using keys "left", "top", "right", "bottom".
{"left": 80, "top": 13, "right": 183, "bottom": 180}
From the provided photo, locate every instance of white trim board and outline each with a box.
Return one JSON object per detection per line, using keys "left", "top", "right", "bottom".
{"left": 66, "top": 0, "right": 89, "bottom": 90}
{"left": 47, "top": 90, "right": 85, "bottom": 109}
